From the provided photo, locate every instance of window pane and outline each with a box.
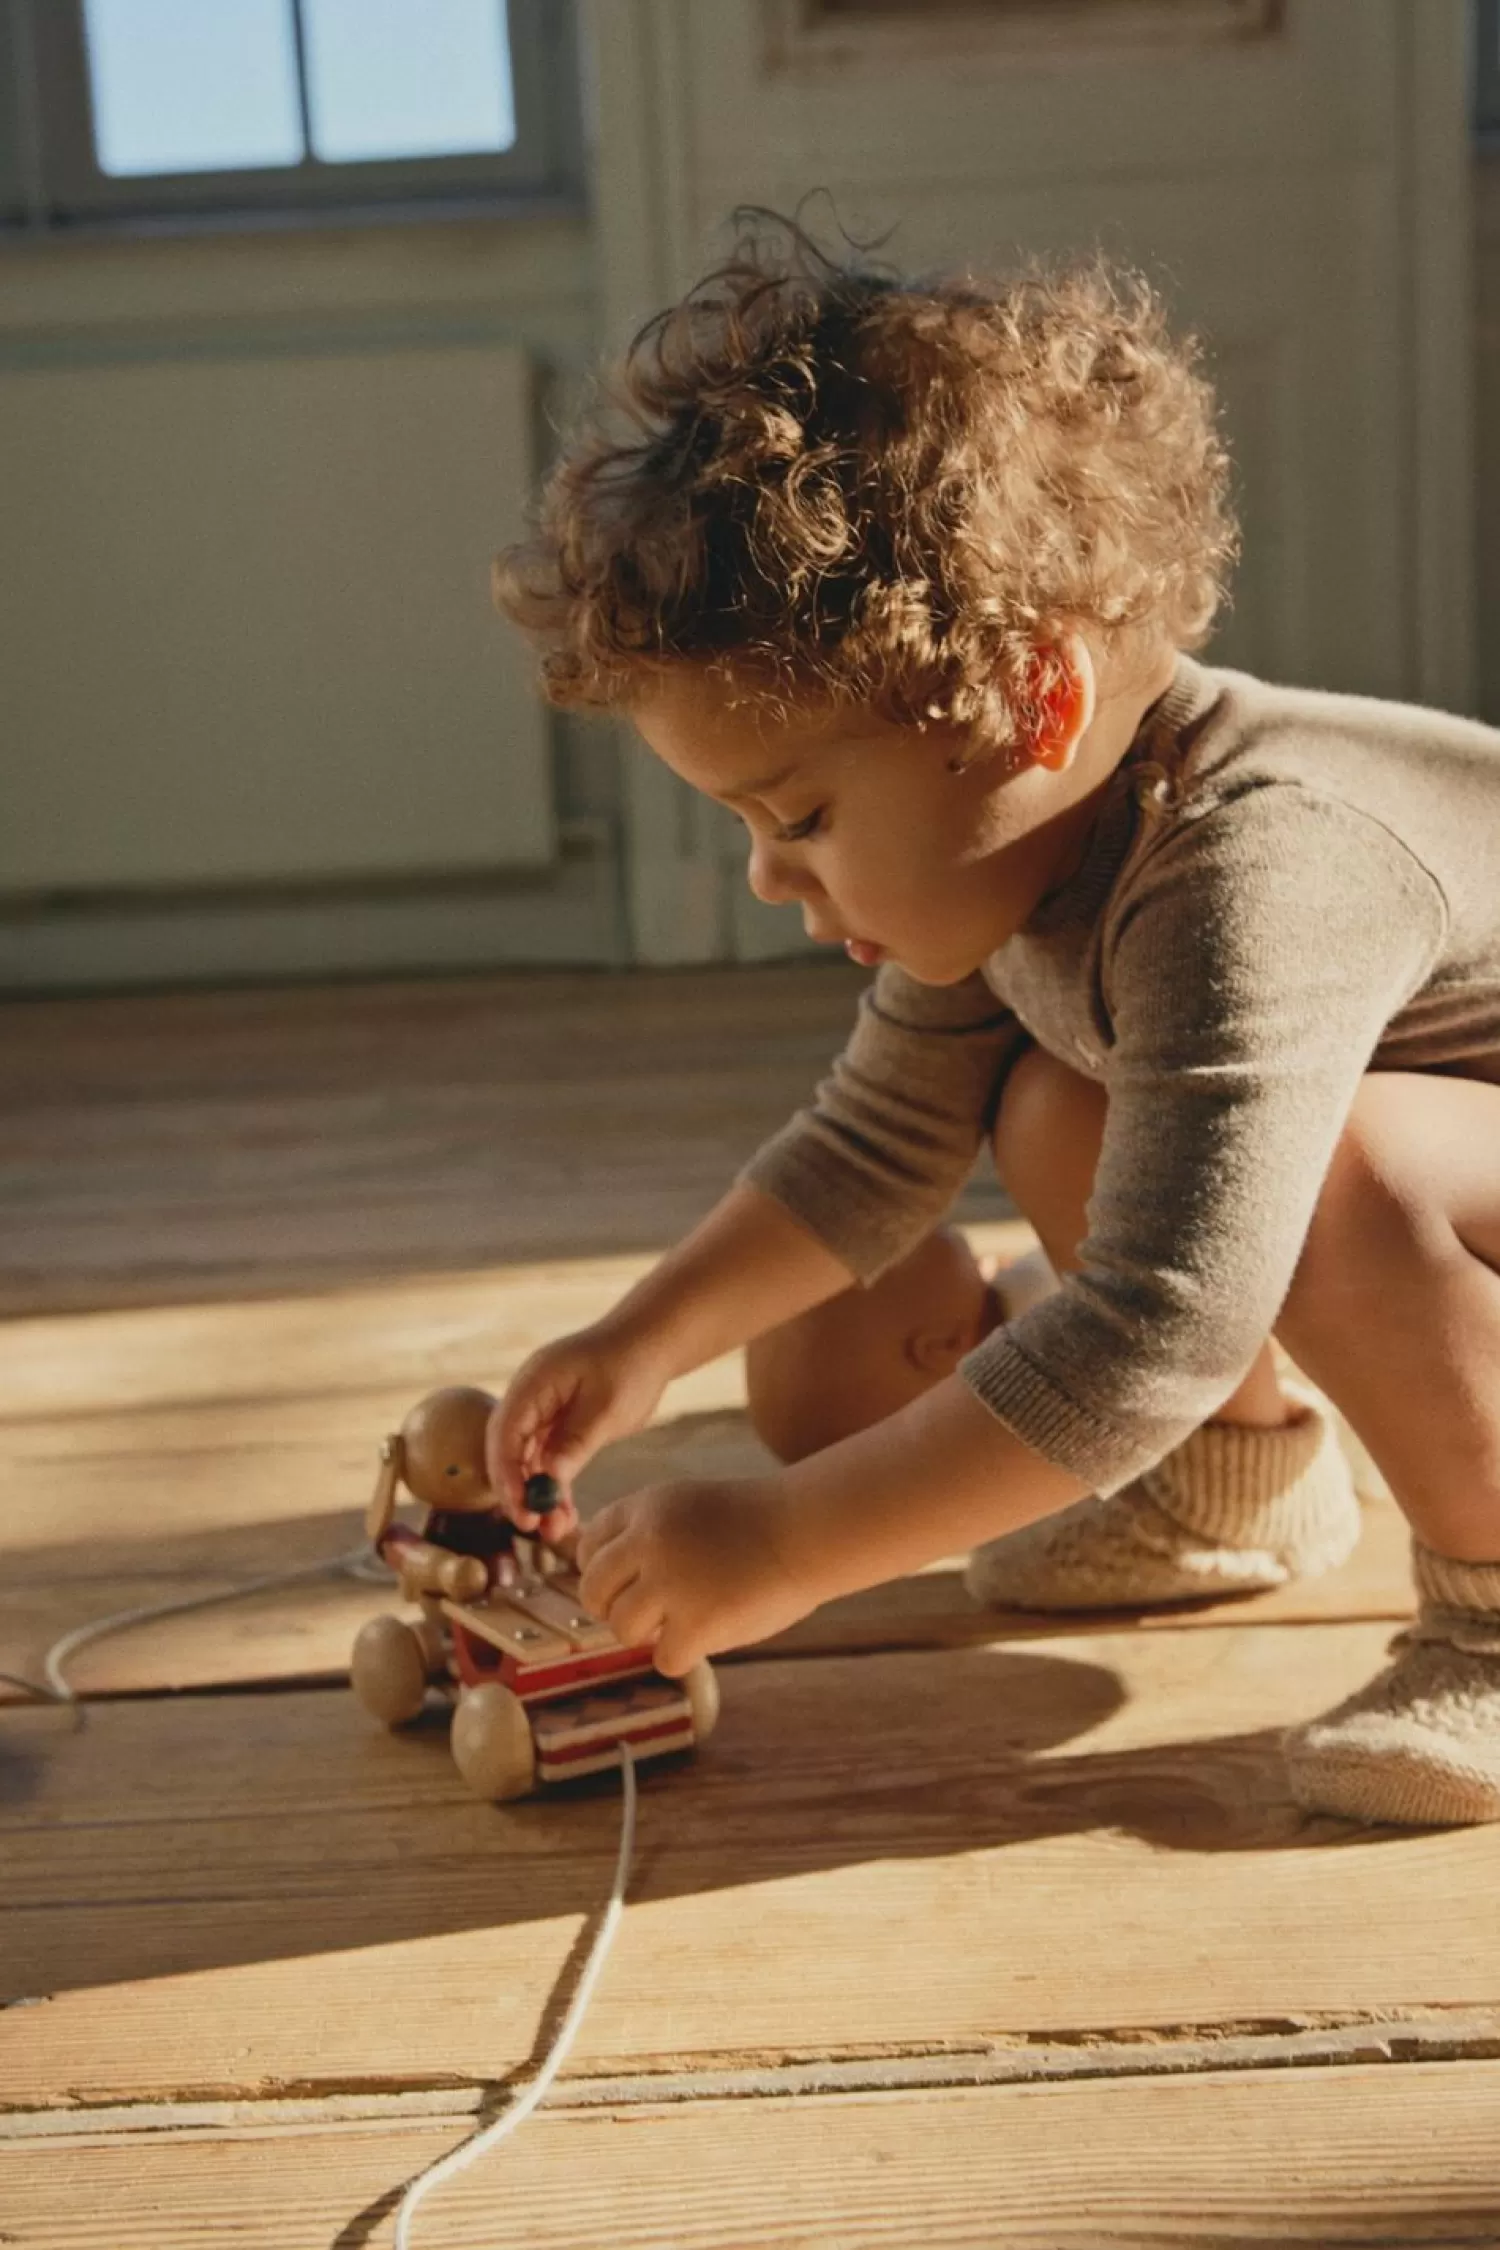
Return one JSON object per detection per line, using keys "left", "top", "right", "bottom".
{"left": 83, "top": 0, "right": 303, "bottom": 177}
{"left": 302, "top": 0, "right": 515, "bottom": 164}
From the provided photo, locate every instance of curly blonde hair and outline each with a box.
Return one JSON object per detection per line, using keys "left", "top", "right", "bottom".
{"left": 493, "top": 211, "right": 1238, "bottom": 751}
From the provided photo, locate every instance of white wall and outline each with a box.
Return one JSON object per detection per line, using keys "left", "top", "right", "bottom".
{"left": 589, "top": 0, "right": 1478, "bottom": 968}
{"left": 0, "top": 0, "right": 1486, "bottom": 991}
{"left": 0, "top": 204, "right": 627, "bottom": 989}
{"left": 1478, "top": 150, "right": 1500, "bottom": 726}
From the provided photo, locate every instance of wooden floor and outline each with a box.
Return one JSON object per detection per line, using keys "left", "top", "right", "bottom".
{"left": 2, "top": 963, "right": 1498, "bottom": 2248}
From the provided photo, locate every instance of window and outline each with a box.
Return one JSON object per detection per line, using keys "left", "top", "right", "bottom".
{"left": 1480, "top": 0, "right": 1500, "bottom": 138}
{"left": 0, "top": 0, "right": 579, "bottom": 234}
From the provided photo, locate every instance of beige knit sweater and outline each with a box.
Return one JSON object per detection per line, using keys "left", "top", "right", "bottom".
{"left": 741, "top": 655, "right": 1500, "bottom": 1493}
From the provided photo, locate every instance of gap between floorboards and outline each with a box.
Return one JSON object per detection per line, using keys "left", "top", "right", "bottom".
{"left": 7, "top": 2013, "right": 1500, "bottom": 2144}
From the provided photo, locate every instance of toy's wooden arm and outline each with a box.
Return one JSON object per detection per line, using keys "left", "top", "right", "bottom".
{"left": 383, "top": 1524, "right": 489, "bottom": 1602}
{"left": 367, "top": 1436, "right": 484, "bottom": 1597}
{"left": 367, "top": 1435, "right": 404, "bottom": 1544}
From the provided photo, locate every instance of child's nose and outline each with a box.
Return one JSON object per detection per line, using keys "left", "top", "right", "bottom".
{"left": 746, "top": 837, "right": 807, "bottom": 907}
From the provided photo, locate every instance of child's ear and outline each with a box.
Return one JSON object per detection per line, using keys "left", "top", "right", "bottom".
{"left": 1027, "top": 636, "right": 1095, "bottom": 772}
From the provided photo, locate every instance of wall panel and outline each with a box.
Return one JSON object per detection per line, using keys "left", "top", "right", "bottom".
{"left": 0, "top": 342, "right": 552, "bottom": 894}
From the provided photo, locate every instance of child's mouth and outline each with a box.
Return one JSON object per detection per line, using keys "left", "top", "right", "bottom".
{"left": 843, "top": 938, "right": 885, "bottom": 967}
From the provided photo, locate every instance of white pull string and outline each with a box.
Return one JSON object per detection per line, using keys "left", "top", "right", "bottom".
{"left": 6, "top": 1543, "right": 643, "bottom": 2248}
{"left": 394, "top": 1741, "right": 638, "bottom": 2249}
{"left": 37, "top": 1544, "right": 383, "bottom": 1713}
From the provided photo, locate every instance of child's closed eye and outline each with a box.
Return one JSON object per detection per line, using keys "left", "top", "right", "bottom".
{"left": 775, "top": 806, "right": 827, "bottom": 843}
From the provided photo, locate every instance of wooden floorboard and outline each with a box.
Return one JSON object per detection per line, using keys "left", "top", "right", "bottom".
{"left": 0, "top": 963, "right": 1485, "bottom": 2246}
{"left": 3, "top": 961, "right": 1025, "bottom": 1317}
{"left": 4, "top": 2063, "right": 1499, "bottom": 2247}
{"left": 0, "top": 1482, "right": 1418, "bottom": 1701}
{"left": 4, "top": 1623, "right": 1496, "bottom": 2107}
{"left": 0, "top": 1240, "right": 1412, "bottom": 1701}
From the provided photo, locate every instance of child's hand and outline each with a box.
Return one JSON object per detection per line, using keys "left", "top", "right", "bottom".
{"left": 486, "top": 1324, "right": 671, "bottom": 1542}
{"left": 575, "top": 1476, "right": 820, "bottom": 1676}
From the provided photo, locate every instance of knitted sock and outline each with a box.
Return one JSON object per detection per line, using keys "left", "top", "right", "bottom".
{"left": 963, "top": 1384, "right": 1361, "bottom": 1612}
{"left": 1283, "top": 1543, "right": 1500, "bottom": 1826}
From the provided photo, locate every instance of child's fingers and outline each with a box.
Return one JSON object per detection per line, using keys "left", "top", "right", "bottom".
{"left": 517, "top": 1431, "right": 600, "bottom": 1524}
{"left": 483, "top": 1405, "right": 513, "bottom": 1499}
{"left": 543, "top": 1516, "right": 582, "bottom": 1569}
{"left": 515, "top": 1473, "right": 577, "bottom": 1540}
{"left": 650, "top": 1621, "right": 698, "bottom": 1681}
{"left": 491, "top": 1377, "right": 570, "bottom": 1508}
{"left": 486, "top": 1419, "right": 541, "bottom": 1514}
{"left": 543, "top": 1440, "right": 591, "bottom": 1493}
{"left": 535, "top": 1492, "right": 580, "bottom": 1547}
{"left": 575, "top": 1499, "right": 622, "bottom": 1575}
{"left": 579, "top": 1550, "right": 641, "bottom": 1627}
{"left": 602, "top": 1581, "right": 665, "bottom": 1652}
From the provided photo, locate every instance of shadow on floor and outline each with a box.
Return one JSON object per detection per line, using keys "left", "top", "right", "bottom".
{"left": 0, "top": 1629, "right": 1427, "bottom": 2003}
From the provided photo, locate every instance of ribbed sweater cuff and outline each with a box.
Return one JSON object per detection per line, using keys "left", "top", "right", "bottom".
{"left": 957, "top": 1330, "right": 1163, "bottom": 1491}
{"left": 738, "top": 1143, "right": 930, "bottom": 1285}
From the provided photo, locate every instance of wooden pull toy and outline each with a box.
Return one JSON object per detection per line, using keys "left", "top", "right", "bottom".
{"left": 350, "top": 1385, "right": 719, "bottom": 1801}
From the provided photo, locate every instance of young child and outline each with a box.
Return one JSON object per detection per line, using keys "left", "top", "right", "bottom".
{"left": 484, "top": 214, "right": 1500, "bottom": 1829}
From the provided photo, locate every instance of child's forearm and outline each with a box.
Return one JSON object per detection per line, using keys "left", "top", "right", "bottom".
{"left": 775, "top": 1373, "right": 1089, "bottom": 1600}
{"left": 599, "top": 1179, "right": 858, "bottom": 1380}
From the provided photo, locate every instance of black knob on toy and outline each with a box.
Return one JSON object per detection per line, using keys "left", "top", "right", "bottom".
{"left": 523, "top": 1471, "right": 561, "bottom": 1516}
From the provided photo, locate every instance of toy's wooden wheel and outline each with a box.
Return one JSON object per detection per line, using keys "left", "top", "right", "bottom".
{"left": 682, "top": 1660, "right": 720, "bottom": 1744}
{"left": 351, "top": 1614, "right": 431, "bottom": 1726}
{"left": 451, "top": 1682, "right": 538, "bottom": 1802}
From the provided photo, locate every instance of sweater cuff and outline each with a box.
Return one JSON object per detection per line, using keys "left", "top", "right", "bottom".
{"left": 957, "top": 1327, "right": 1183, "bottom": 1493}
{"left": 738, "top": 1133, "right": 949, "bottom": 1285}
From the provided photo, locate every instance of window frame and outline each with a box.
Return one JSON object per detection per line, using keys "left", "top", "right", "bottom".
{"left": 1480, "top": 0, "right": 1500, "bottom": 138}
{"left": 0, "top": 0, "right": 582, "bottom": 236}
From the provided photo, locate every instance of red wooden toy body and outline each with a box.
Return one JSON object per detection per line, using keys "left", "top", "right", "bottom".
{"left": 441, "top": 1579, "right": 693, "bottom": 1782}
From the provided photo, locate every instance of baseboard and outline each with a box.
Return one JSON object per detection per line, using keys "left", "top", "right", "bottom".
{"left": 0, "top": 833, "right": 627, "bottom": 994}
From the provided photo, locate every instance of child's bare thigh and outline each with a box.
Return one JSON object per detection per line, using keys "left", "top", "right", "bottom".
{"left": 1279, "top": 1068, "right": 1500, "bottom": 1350}
{"left": 990, "top": 1046, "right": 1500, "bottom": 1278}
{"left": 1318, "top": 1068, "right": 1500, "bottom": 1266}
{"left": 1277, "top": 1069, "right": 1500, "bottom": 1552}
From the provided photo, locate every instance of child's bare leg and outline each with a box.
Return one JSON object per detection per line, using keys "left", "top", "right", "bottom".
{"left": 965, "top": 1043, "right": 1360, "bottom": 1611}
{"left": 995, "top": 1043, "right": 1287, "bottom": 1427}
{"left": 1274, "top": 1071, "right": 1500, "bottom": 1559}
{"left": 1271, "top": 1070, "right": 1500, "bottom": 1824}
{"left": 745, "top": 1224, "right": 999, "bottom": 1463}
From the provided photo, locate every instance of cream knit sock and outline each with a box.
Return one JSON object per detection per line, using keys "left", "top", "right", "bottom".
{"left": 963, "top": 1384, "right": 1362, "bottom": 1612}
{"left": 1284, "top": 1544, "right": 1500, "bottom": 1826}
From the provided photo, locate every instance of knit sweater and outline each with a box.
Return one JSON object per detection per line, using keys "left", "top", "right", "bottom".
{"left": 740, "top": 654, "right": 1500, "bottom": 1493}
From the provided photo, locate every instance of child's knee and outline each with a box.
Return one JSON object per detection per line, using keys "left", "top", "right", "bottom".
{"left": 991, "top": 1045, "right": 1107, "bottom": 1222}
{"left": 744, "top": 1288, "right": 857, "bottom": 1463}
{"left": 745, "top": 1225, "right": 995, "bottom": 1463}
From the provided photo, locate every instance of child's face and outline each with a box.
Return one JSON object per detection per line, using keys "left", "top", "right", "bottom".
{"left": 629, "top": 661, "right": 1111, "bottom": 985}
